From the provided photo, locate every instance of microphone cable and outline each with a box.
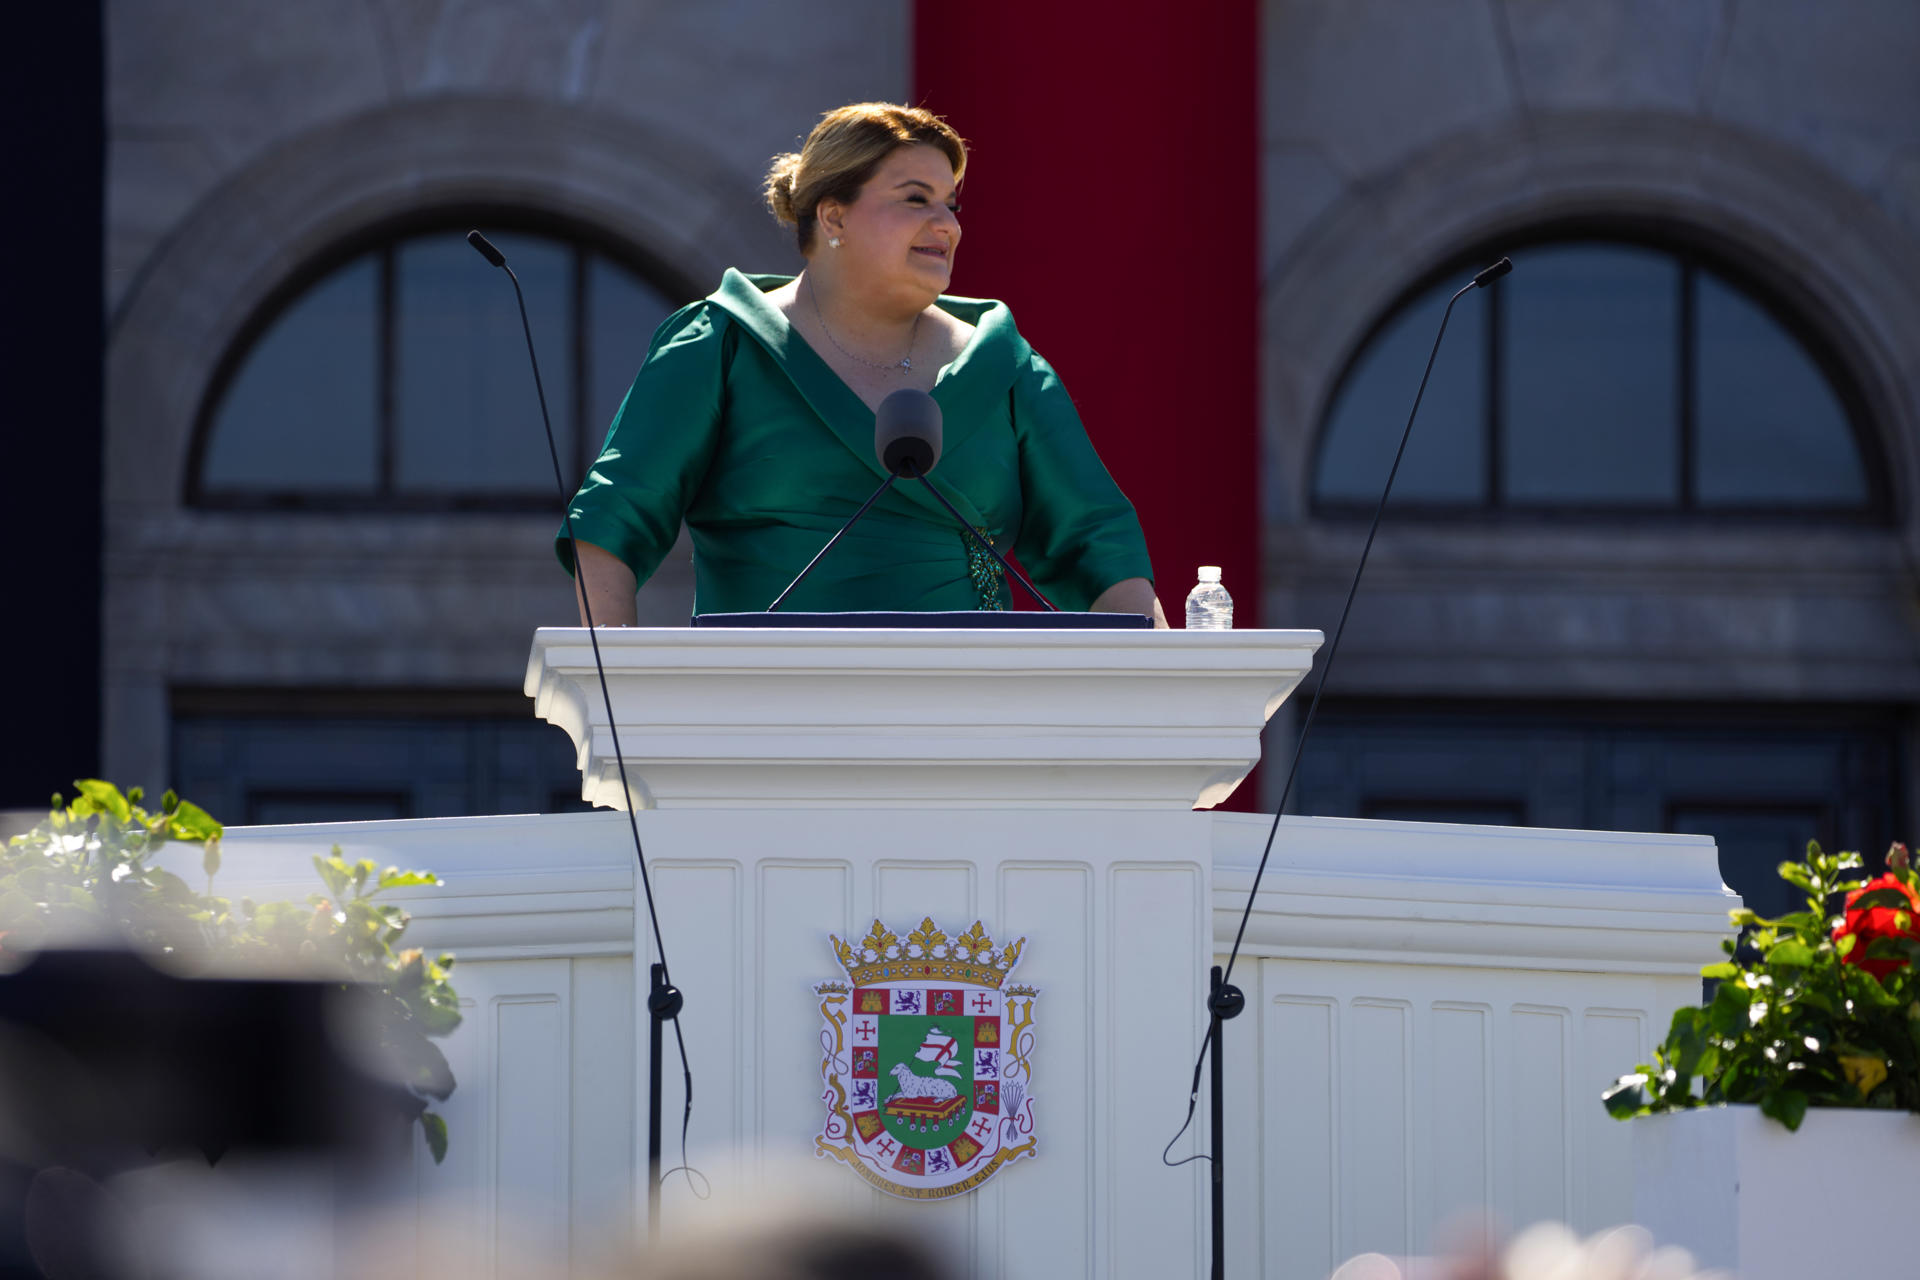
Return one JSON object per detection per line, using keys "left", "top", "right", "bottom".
{"left": 1162, "top": 256, "right": 1513, "bottom": 1171}
{"left": 468, "top": 231, "right": 707, "bottom": 1208}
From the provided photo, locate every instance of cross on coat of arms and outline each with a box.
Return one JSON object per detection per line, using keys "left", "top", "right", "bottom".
{"left": 814, "top": 917, "right": 1039, "bottom": 1199}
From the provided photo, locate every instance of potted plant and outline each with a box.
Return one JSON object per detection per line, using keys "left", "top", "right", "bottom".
{"left": 0, "top": 780, "right": 463, "bottom": 1162}
{"left": 1602, "top": 840, "right": 1920, "bottom": 1277}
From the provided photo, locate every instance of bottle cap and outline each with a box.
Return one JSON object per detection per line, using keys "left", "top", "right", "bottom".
{"left": 1197, "top": 566, "right": 1222, "bottom": 583}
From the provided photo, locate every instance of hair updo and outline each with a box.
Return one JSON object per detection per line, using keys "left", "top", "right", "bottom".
{"left": 764, "top": 103, "right": 967, "bottom": 254}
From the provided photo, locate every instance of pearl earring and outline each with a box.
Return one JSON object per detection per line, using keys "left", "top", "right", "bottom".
{"left": 828, "top": 237, "right": 842, "bottom": 249}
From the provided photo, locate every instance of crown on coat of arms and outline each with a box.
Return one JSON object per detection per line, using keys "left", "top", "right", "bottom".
{"left": 830, "top": 917, "right": 1025, "bottom": 990}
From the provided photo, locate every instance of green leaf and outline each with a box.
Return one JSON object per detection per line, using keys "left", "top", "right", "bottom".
{"left": 377, "top": 869, "right": 442, "bottom": 890}
{"left": 166, "top": 800, "right": 222, "bottom": 843}
{"left": 1759, "top": 1088, "right": 1809, "bottom": 1131}
{"left": 1602, "top": 1074, "right": 1650, "bottom": 1119}
{"left": 1862, "top": 937, "right": 1912, "bottom": 962}
{"left": 1848, "top": 888, "right": 1913, "bottom": 912}
{"left": 420, "top": 1111, "right": 448, "bottom": 1165}
{"left": 201, "top": 837, "right": 222, "bottom": 881}
{"left": 413, "top": 991, "right": 464, "bottom": 1039}
{"left": 406, "top": 1036, "right": 457, "bottom": 1101}
{"left": 148, "top": 868, "right": 196, "bottom": 898}
{"left": 1777, "top": 861, "right": 1817, "bottom": 892}
{"left": 1700, "top": 962, "right": 1740, "bottom": 980}
{"left": 1708, "top": 980, "right": 1752, "bottom": 1037}
{"left": 74, "top": 780, "right": 131, "bottom": 824}
{"left": 312, "top": 856, "right": 350, "bottom": 899}
{"left": 1766, "top": 939, "right": 1816, "bottom": 968}
{"left": 1854, "top": 971, "right": 1903, "bottom": 1007}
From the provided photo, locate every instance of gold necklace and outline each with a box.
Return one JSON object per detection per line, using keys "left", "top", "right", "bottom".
{"left": 806, "top": 273, "right": 920, "bottom": 372}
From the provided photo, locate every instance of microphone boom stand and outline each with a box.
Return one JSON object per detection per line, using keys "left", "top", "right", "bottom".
{"left": 1207, "top": 965, "right": 1245, "bottom": 1278}
{"left": 468, "top": 230, "right": 693, "bottom": 1241}
{"left": 767, "top": 473, "right": 898, "bottom": 611}
{"left": 766, "top": 455, "right": 1058, "bottom": 614}
{"left": 1192, "top": 258, "right": 1511, "bottom": 1279}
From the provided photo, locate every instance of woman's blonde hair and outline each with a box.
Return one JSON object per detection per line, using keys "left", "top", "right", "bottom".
{"left": 764, "top": 103, "right": 967, "bottom": 253}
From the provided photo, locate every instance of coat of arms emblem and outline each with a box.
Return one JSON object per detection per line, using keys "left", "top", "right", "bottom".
{"left": 814, "top": 917, "right": 1038, "bottom": 1198}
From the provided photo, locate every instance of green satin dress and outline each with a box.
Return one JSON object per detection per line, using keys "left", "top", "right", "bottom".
{"left": 559, "top": 269, "right": 1153, "bottom": 614}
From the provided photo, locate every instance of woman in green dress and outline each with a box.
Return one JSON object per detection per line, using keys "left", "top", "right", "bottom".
{"left": 562, "top": 102, "right": 1165, "bottom": 625}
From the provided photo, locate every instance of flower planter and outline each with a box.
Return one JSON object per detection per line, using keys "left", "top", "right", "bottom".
{"left": 1631, "top": 1105, "right": 1920, "bottom": 1277}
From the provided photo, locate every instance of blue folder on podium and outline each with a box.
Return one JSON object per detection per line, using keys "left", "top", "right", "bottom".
{"left": 692, "top": 612, "right": 1153, "bottom": 629}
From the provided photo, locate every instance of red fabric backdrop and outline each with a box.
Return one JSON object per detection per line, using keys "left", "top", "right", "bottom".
{"left": 914, "top": 1, "right": 1263, "bottom": 805}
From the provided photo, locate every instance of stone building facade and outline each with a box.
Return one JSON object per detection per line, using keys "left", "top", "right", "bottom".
{"left": 105, "top": 2, "right": 907, "bottom": 816}
{"left": 104, "top": 3, "right": 1920, "bottom": 903}
{"left": 1257, "top": 2, "right": 1920, "bottom": 911}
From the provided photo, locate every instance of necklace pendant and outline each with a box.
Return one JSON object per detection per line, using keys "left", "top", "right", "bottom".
{"left": 899, "top": 356, "right": 913, "bottom": 370}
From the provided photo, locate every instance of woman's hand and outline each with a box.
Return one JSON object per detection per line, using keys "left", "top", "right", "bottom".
{"left": 573, "top": 540, "right": 639, "bottom": 627}
{"left": 1089, "top": 577, "right": 1168, "bottom": 629}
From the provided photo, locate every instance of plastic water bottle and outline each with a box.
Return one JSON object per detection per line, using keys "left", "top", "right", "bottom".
{"left": 1184, "top": 566, "right": 1233, "bottom": 630}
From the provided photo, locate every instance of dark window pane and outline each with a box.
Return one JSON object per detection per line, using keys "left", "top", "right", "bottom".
{"left": 173, "top": 714, "right": 587, "bottom": 822}
{"left": 587, "top": 255, "right": 676, "bottom": 454}
{"left": 1293, "top": 703, "right": 1894, "bottom": 925}
{"left": 203, "top": 254, "right": 380, "bottom": 492}
{"left": 394, "top": 231, "right": 574, "bottom": 493}
{"left": 1315, "top": 284, "right": 1488, "bottom": 505}
{"left": 1670, "top": 805, "right": 1827, "bottom": 922}
{"left": 1695, "top": 274, "right": 1867, "bottom": 508}
{"left": 1361, "top": 799, "right": 1526, "bottom": 827}
{"left": 1502, "top": 244, "right": 1680, "bottom": 504}
{"left": 246, "top": 791, "right": 409, "bottom": 825}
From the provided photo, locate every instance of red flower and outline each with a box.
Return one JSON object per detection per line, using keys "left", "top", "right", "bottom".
{"left": 1833, "top": 873, "right": 1920, "bottom": 979}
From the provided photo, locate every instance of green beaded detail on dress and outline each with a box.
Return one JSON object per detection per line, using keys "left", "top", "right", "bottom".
{"left": 966, "top": 529, "right": 1010, "bottom": 611}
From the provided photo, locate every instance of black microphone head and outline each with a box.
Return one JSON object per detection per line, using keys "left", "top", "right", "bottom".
{"left": 467, "top": 230, "right": 506, "bottom": 268}
{"left": 875, "top": 388, "right": 942, "bottom": 476}
{"left": 1473, "top": 256, "right": 1513, "bottom": 288}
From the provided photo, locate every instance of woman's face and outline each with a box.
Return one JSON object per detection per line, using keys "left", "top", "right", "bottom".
{"left": 819, "top": 144, "right": 962, "bottom": 300}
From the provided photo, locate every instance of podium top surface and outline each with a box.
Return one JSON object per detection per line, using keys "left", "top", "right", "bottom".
{"left": 529, "top": 624, "right": 1319, "bottom": 655}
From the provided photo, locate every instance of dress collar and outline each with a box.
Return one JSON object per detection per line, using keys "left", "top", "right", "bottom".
{"left": 706, "top": 269, "right": 1029, "bottom": 530}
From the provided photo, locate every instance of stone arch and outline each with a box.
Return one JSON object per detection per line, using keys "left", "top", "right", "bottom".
{"left": 1262, "top": 110, "right": 1920, "bottom": 538}
{"left": 108, "top": 93, "right": 784, "bottom": 511}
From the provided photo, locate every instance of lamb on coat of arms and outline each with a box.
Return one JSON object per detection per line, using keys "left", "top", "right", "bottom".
{"left": 889, "top": 1060, "right": 959, "bottom": 1101}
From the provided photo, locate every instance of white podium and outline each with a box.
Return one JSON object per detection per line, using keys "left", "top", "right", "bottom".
{"left": 522, "top": 625, "right": 1320, "bottom": 1278}
{"left": 522, "top": 626, "right": 1321, "bottom": 811}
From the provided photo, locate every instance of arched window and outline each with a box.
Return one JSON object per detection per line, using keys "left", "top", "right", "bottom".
{"left": 190, "top": 219, "right": 692, "bottom": 509}
{"left": 1311, "top": 238, "right": 1883, "bottom": 517}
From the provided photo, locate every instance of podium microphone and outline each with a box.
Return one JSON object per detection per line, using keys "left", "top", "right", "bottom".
{"left": 1164, "top": 256, "right": 1514, "bottom": 1280}
{"left": 466, "top": 230, "right": 701, "bottom": 1230}
{"left": 874, "top": 384, "right": 941, "bottom": 475}
{"left": 769, "top": 388, "right": 1057, "bottom": 611}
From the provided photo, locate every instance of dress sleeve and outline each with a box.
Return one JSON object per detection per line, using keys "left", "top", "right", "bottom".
{"left": 555, "top": 303, "right": 729, "bottom": 581}
{"left": 1010, "top": 349, "right": 1155, "bottom": 611}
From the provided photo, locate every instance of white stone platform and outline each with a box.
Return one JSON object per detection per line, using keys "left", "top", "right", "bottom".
{"left": 192, "top": 627, "right": 1729, "bottom": 1279}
